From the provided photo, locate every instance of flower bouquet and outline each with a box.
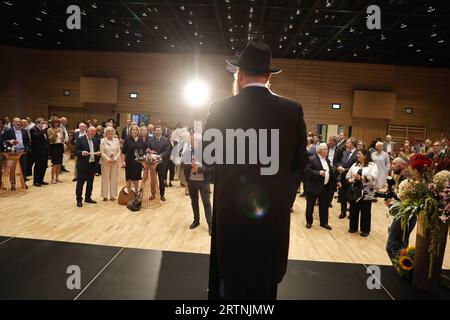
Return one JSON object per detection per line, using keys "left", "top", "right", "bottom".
{"left": 392, "top": 247, "right": 416, "bottom": 278}
{"left": 389, "top": 153, "right": 450, "bottom": 291}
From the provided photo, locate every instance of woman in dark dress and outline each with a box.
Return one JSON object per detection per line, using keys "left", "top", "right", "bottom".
{"left": 122, "top": 125, "right": 145, "bottom": 193}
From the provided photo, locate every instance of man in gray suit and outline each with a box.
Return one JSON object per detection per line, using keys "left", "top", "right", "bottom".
{"left": 383, "top": 135, "right": 396, "bottom": 158}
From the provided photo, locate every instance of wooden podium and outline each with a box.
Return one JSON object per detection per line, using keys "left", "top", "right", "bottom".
{"left": 143, "top": 160, "right": 162, "bottom": 209}
{"left": 0, "top": 151, "right": 27, "bottom": 196}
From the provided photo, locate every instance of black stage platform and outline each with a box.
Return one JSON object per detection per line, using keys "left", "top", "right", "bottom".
{"left": 0, "top": 236, "right": 449, "bottom": 300}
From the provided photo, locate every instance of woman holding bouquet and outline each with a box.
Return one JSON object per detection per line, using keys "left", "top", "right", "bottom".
{"left": 100, "top": 126, "right": 121, "bottom": 201}
{"left": 346, "top": 149, "right": 379, "bottom": 237}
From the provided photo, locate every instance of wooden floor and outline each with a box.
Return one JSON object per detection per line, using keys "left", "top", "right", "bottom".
{"left": 0, "top": 160, "right": 449, "bottom": 269}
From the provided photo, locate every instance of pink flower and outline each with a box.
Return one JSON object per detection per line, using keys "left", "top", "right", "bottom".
{"left": 439, "top": 214, "right": 449, "bottom": 223}
{"left": 428, "top": 183, "right": 437, "bottom": 191}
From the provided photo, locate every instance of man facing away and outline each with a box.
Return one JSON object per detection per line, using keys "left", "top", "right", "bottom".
{"left": 205, "top": 42, "right": 307, "bottom": 300}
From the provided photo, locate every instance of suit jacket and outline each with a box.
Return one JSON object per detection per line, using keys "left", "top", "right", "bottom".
{"left": 383, "top": 141, "right": 396, "bottom": 153}
{"left": 329, "top": 146, "right": 344, "bottom": 168}
{"left": 72, "top": 131, "right": 86, "bottom": 146}
{"left": 336, "top": 139, "right": 346, "bottom": 150}
{"left": 121, "top": 126, "right": 131, "bottom": 140}
{"left": 337, "top": 149, "right": 358, "bottom": 183}
{"left": 75, "top": 135, "right": 100, "bottom": 170}
{"left": 2, "top": 127, "right": 30, "bottom": 151}
{"left": 205, "top": 86, "right": 307, "bottom": 292}
{"left": 148, "top": 136, "right": 171, "bottom": 162}
{"left": 305, "top": 155, "right": 334, "bottom": 194}
{"left": 30, "top": 126, "right": 48, "bottom": 156}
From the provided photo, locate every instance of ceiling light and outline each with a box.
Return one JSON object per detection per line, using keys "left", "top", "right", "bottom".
{"left": 154, "top": 25, "right": 159, "bottom": 30}
{"left": 35, "top": 17, "right": 42, "bottom": 21}
{"left": 289, "top": 23, "right": 293, "bottom": 29}
{"left": 400, "top": 23, "right": 407, "bottom": 29}
{"left": 380, "top": 34, "right": 386, "bottom": 40}
{"left": 227, "top": 14, "right": 231, "bottom": 19}
{"left": 58, "top": 29, "right": 64, "bottom": 32}
{"left": 126, "top": 42, "right": 131, "bottom": 46}
{"left": 124, "top": 29, "right": 130, "bottom": 34}
{"left": 91, "top": 2, "right": 97, "bottom": 9}
{"left": 110, "top": 18, "right": 115, "bottom": 23}
{"left": 408, "top": 43, "right": 414, "bottom": 47}
{"left": 4, "top": 1, "right": 12, "bottom": 5}
{"left": 365, "top": 44, "right": 370, "bottom": 49}
{"left": 18, "top": 36, "right": 24, "bottom": 39}
{"left": 57, "top": 41, "right": 61, "bottom": 45}
{"left": 427, "top": 6, "right": 435, "bottom": 13}
{"left": 349, "top": 27, "right": 354, "bottom": 33}
{"left": 40, "top": 10, "right": 47, "bottom": 15}
{"left": 142, "top": 12, "right": 147, "bottom": 17}
{"left": 163, "top": 36, "right": 168, "bottom": 40}
{"left": 416, "top": 49, "right": 421, "bottom": 53}
{"left": 438, "top": 39, "right": 445, "bottom": 44}
{"left": 81, "top": 10, "right": 86, "bottom": 16}
{"left": 13, "top": 22, "right": 19, "bottom": 26}
{"left": 188, "top": 19, "right": 192, "bottom": 24}
{"left": 36, "top": 33, "right": 42, "bottom": 36}
{"left": 353, "top": 53, "right": 357, "bottom": 57}
{"left": 296, "top": 10, "right": 301, "bottom": 15}
{"left": 114, "top": 33, "right": 119, "bottom": 38}
{"left": 229, "top": 27, "right": 232, "bottom": 32}
{"left": 428, "top": 58, "right": 434, "bottom": 61}
{"left": 430, "top": 32, "right": 437, "bottom": 37}
{"left": 170, "top": 44, "right": 175, "bottom": 48}
{"left": 99, "top": 24, "right": 104, "bottom": 28}
{"left": 180, "top": 5, "right": 185, "bottom": 11}
{"left": 279, "top": 45, "right": 282, "bottom": 49}
{"left": 327, "top": 48, "right": 331, "bottom": 52}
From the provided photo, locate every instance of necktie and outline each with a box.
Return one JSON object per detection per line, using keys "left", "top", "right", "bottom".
{"left": 88, "top": 138, "right": 95, "bottom": 162}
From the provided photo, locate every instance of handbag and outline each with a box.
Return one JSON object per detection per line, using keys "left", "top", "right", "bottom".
{"left": 127, "top": 188, "right": 143, "bottom": 212}
{"left": 118, "top": 187, "right": 136, "bottom": 205}
{"left": 346, "top": 169, "right": 364, "bottom": 202}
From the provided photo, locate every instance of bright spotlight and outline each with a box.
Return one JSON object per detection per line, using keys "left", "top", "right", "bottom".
{"left": 183, "top": 79, "right": 210, "bottom": 107}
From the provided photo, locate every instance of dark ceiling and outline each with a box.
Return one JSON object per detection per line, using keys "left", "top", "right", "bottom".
{"left": 1, "top": 0, "right": 449, "bottom": 68}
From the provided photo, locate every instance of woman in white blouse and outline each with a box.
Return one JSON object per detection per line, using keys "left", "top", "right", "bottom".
{"left": 100, "top": 126, "right": 121, "bottom": 201}
{"left": 346, "top": 149, "right": 378, "bottom": 237}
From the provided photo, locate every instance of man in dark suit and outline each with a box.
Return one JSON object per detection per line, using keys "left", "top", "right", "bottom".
{"left": 327, "top": 136, "right": 344, "bottom": 207}
{"left": 30, "top": 118, "right": 49, "bottom": 187}
{"left": 336, "top": 138, "right": 358, "bottom": 219}
{"left": 72, "top": 122, "right": 87, "bottom": 182}
{"left": 2, "top": 117, "right": 31, "bottom": 181}
{"left": 148, "top": 125, "right": 171, "bottom": 201}
{"left": 205, "top": 42, "right": 307, "bottom": 300}
{"left": 75, "top": 126, "right": 100, "bottom": 207}
{"left": 304, "top": 143, "right": 333, "bottom": 230}
{"left": 121, "top": 119, "right": 132, "bottom": 141}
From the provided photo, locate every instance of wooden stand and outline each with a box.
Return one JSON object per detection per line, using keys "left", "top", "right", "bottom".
{"left": 0, "top": 152, "right": 27, "bottom": 196}
{"left": 413, "top": 213, "right": 449, "bottom": 292}
{"left": 143, "top": 160, "right": 161, "bottom": 209}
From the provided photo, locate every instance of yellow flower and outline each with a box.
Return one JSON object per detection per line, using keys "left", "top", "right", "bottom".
{"left": 399, "top": 256, "right": 414, "bottom": 271}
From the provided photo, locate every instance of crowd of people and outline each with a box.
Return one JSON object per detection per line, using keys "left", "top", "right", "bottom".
{"left": 0, "top": 115, "right": 212, "bottom": 233}
{"left": 297, "top": 131, "right": 449, "bottom": 238}
{"left": 0, "top": 114, "right": 449, "bottom": 240}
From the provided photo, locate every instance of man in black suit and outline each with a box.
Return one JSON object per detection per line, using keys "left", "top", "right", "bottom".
{"left": 327, "top": 136, "right": 344, "bottom": 207}
{"left": 336, "top": 138, "right": 358, "bottom": 219}
{"left": 304, "top": 143, "right": 333, "bottom": 230}
{"left": 121, "top": 119, "right": 132, "bottom": 141}
{"left": 75, "top": 126, "right": 101, "bottom": 207}
{"left": 72, "top": 122, "right": 87, "bottom": 182}
{"left": 30, "top": 118, "right": 49, "bottom": 187}
{"left": 148, "top": 125, "right": 171, "bottom": 201}
{"left": 2, "top": 117, "right": 30, "bottom": 181}
{"left": 205, "top": 42, "right": 307, "bottom": 300}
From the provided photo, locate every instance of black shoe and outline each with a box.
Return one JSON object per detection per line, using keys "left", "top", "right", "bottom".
{"left": 169, "top": 182, "right": 173, "bottom": 187}
{"left": 320, "top": 224, "right": 332, "bottom": 230}
{"left": 85, "top": 198, "right": 97, "bottom": 204}
{"left": 33, "top": 183, "right": 42, "bottom": 187}
{"left": 348, "top": 229, "right": 357, "bottom": 233}
{"left": 72, "top": 178, "right": 77, "bottom": 182}
{"left": 190, "top": 221, "right": 200, "bottom": 229}
{"left": 208, "top": 225, "right": 212, "bottom": 236}
{"left": 300, "top": 192, "right": 306, "bottom": 197}
{"left": 77, "top": 201, "right": 83, "bottom": 208}
{"left": 41, "top": 181, "right": 49, "bottom": 185}
{"left": 360, "top": 232, "right": 370, "bottom": 237}
{"left": 61, "top": 168, "right": 70, "bottom": 173}
{"left": 339, "top": 213, "right": 346, "bottom": 219}
{"left": 161, "top": 195, "right": 166, "bottom": 201}
{"left": 306, "top": 224, "right": 312, "bottom": 229}
{"left": 329, "top": 204, "right": 333, "bottom": 208}
{"left": 347, "top": 215, "right": 351, "bottom": 219}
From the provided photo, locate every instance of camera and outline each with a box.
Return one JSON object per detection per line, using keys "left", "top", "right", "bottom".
{"left": 375, "top": 176, "right": 396, "bottom": 200}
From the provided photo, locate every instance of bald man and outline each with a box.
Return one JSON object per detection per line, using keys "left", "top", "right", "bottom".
{"left": 75, "top": 126, "right": 101, "bottom": 207}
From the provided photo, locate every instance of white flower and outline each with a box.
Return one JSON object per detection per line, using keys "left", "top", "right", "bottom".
{"left": 434, "top": 170, "right": 450, "bottom": 188}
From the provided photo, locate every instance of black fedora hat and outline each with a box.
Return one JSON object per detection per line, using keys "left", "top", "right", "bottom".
{"left": 226, "top": 42, "right": 282, "bottom": 75}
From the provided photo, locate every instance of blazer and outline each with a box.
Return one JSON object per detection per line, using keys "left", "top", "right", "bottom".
{"left": 72, "top": 131, "right": 86, "bottom": 146}
{"left": 30, "top": 126, "right": 48, "bottom": 156}
{"left": 205, "top": 86, "right": 307, "bottom": 292}
{"left": 337, "top": 149, "right": 358, "bottom": 183}
{"left": 121, "top": 126, "right": 131, "bottom": 140}
{"left": 2, "top": 127, "right": 30, "bottom": 151}
{"left": 75, "top": 135, "right": 100, "bottom": 170}
{"left": 305, "top": 154, "right": 334, "bottom": 195}
{"left": 383, "top": 141, "right": 396, "bottom": 153}
{"left": 148, "top": 135, "right": 171, "bottom": 162}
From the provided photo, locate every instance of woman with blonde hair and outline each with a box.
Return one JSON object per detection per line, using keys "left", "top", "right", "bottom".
{"left": 122, "top": 125, "right": 146, "bottom": 193}
{"left": 399, "top": 140, "right": 414, "bottom": 163}
{"left": 100, "top": 126, "right": 121, "bottom": 201}
{"left": 47, "top": 118, "right": 66, "bottom": 184}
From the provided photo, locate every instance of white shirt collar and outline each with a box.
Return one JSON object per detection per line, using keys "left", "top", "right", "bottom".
{"left": 243, "top": 82, "right": 267, "bottom": 88}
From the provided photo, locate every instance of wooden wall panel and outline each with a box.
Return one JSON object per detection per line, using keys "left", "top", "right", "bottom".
{"left": 0, "top": 45, "right": 449, "bottom": 142}
{"left": 353, "top": 90, "right": 397, "bottom": 119}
